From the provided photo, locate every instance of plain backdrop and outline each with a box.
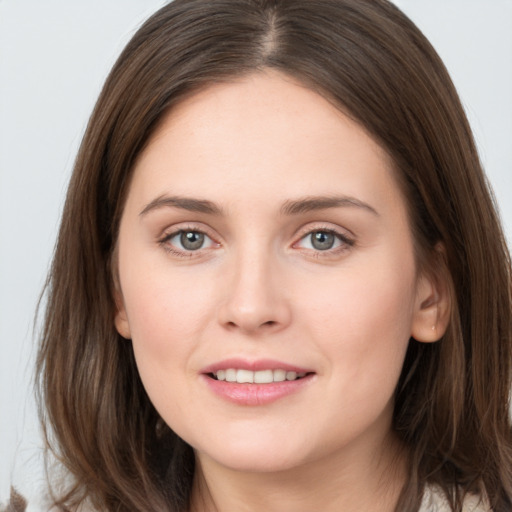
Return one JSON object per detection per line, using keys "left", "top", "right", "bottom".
{"left": 1, "top": 0, "right": 511, "bottom": 507}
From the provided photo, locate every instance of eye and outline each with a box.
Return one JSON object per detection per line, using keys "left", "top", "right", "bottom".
{"left": 295, "top": 229, "right": 352, "bottom": 252}
{"left": 178, "top": 231, "right": 206, "bottom": 250}
{"left": 163, "top": 229, "right": 216, "bottom": 252}
{"left": 309, "top": 231, "right": 336, "bottom": 250}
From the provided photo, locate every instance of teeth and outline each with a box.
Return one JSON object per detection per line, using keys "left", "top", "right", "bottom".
{"left": 213, "top": 368, "right": 307, "bottom": 383}
{"left": 273, "top": 369, "right": 286, "bottom": 382}
{"left": 254, "top": 369, "right": 273, "bottom": 384}
{"left": 225, "top": 369, "right": 237, "bottom": 382}
{"left": 236, "top": 369, "right": 254, "bottom": 383}
{"left": 286, "top": 371, "right": 297, "bottom": 381}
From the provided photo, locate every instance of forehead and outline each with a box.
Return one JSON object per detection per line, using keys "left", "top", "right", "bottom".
{"left": 128, "top": 71, "right": 404, "bottom": 219}
{"left": 150, "top": 72, "right": 389, "bottom": 156}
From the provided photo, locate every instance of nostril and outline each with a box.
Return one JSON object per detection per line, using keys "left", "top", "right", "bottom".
{"left": 224, "top": 319, "right": 277, "bottom": 330}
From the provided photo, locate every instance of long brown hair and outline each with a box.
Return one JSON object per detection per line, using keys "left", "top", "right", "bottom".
{"left": 36, "top": 1, "right": 512, "bottom": 510}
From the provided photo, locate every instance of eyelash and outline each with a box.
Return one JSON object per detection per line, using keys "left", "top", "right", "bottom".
{"left": 158, "top": 225, "right": 218, "bottom": 258}
{"left": 293, "top": 226, "right": 355, "bottom": 257}
{"left": 158, "top": 225, "right": 355, "bottom": 259}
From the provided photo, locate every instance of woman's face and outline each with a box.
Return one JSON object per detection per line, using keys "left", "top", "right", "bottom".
{"left": 115, "top": 72, "right": 436, "bottom": 474}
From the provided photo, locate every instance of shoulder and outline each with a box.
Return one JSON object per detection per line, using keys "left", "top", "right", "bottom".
{"left": 419, "top": 485, "right": 491, "bottom": 512}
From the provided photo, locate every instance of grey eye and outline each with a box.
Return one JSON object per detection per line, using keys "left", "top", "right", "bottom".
{"left": 310, "top": 231, "right": 335, "bottom": 250}
{"left": 180, "top": 231, "right": 205, "bottom": 250}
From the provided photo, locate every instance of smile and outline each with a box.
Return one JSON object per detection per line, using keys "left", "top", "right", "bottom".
{"left": 211, "top": 369, "right": 308, "bottom": 383}
{"left": 202, "top": 360, "right": 316, "bottom": 405}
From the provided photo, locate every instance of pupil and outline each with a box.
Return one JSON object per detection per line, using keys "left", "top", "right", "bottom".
{"left": 181, "top": 231, "right": 204, "bottom": 250}
{"left": 311, "top": 231, "right": 334, "bottom": 250}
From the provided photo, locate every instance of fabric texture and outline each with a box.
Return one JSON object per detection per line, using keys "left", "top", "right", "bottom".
{"left": 419, "top": 485, "right": 491, "bottom": 512}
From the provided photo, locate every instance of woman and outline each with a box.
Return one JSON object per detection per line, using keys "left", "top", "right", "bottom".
{"left": 33, "top": 0, "right": 512, "bottom": 511}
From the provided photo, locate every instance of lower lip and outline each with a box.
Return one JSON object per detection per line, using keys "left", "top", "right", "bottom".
{"left": 201, "top": 374, "right": 315, "bottom": 406}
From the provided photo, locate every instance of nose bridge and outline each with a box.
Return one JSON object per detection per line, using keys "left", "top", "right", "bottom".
{"left": 218, "top": 238, "right": 290, "bottom": 333}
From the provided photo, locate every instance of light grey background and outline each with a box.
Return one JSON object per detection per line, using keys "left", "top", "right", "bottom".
{"left": 1, "top": 1, "right": 511, "bottom": 507}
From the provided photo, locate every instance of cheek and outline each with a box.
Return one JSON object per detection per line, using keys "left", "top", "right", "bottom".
{"left": 300, "top": 253, "right": 416, "bottom": 381}
{"left": 120, "top": 269, "right": 219, "bottom": 426}
{"left": 120, "top": 265, "right": 215, "bottom": 376}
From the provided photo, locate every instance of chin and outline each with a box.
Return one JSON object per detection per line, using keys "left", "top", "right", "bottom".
{"left": 203, "top": 451, "right": 305, "bottom": 474}
{"left": 192, "top": 433, "right": 310, "bottom": 474}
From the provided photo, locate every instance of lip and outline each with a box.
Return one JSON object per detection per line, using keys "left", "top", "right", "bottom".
{"left": 200, "top": 358, "right": 316, "bottom": 406}
{"left": 200, "top": 358, "right": 312, "bottom": 374}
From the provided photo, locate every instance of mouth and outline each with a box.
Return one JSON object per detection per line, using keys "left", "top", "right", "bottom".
{"left": 208, "top": 369, "right": 313, "bottom": 384}
{"left": 201, "top": 359, "right": 316, "bottom": 404}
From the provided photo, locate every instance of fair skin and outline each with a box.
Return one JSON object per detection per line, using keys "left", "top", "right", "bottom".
{"left": 114, "top": 71, "right": 449, "bottom": 512}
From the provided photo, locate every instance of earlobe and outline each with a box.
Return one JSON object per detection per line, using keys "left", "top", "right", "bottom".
{"left": 114, "top": 291, "right": 132, "bottom": 340}
{"left": 411, "top": 252, "right": 452, "bottom": 343}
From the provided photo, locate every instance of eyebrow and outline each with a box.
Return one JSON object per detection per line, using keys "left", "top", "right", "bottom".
{"left": 139, "top": 195, "right": 224, "bottom": 217}
{"left": 280, "top": 195, "right": 379, "bottom": 216}
{"left": 139, "top": 194, "right": 379, "bottom": 217}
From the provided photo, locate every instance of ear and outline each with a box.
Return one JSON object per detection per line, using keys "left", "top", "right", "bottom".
{"left": 114, "top": 290, "right": 132, "bottom": 340}
{"left": 411, "top": 246, "right": 451, "bottom": 343}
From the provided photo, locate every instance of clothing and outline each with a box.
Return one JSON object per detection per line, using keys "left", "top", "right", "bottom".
{"left": 1, "top": 485, "right": 492, "bottom": 511}
{"left": 419, "top": 486, "right": 491, "bottom": 512}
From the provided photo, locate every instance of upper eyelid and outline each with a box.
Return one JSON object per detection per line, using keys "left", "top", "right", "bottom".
{"left": 162, "top": 228, "right": 212, "bottom": 241}
{"left": 159, "top": 223, "right": 217, "bottom": 240}
{"left": 294, "top": 222, "right": 355, "bottom": 241}
{"left": 295, "top": 230, "right": 353, "bottom": 247}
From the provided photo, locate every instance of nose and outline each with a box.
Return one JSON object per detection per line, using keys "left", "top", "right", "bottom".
{"left": 217, "top": 247, "right": 292, "bottom": 335}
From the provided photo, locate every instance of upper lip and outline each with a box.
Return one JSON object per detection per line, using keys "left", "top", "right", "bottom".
{"left": 201, "top": 358, "right": 313, "bottom": 374}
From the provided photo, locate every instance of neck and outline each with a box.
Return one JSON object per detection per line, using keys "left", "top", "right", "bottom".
{"left": 189, "top": 431, "right": 408, "bottom": 512}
